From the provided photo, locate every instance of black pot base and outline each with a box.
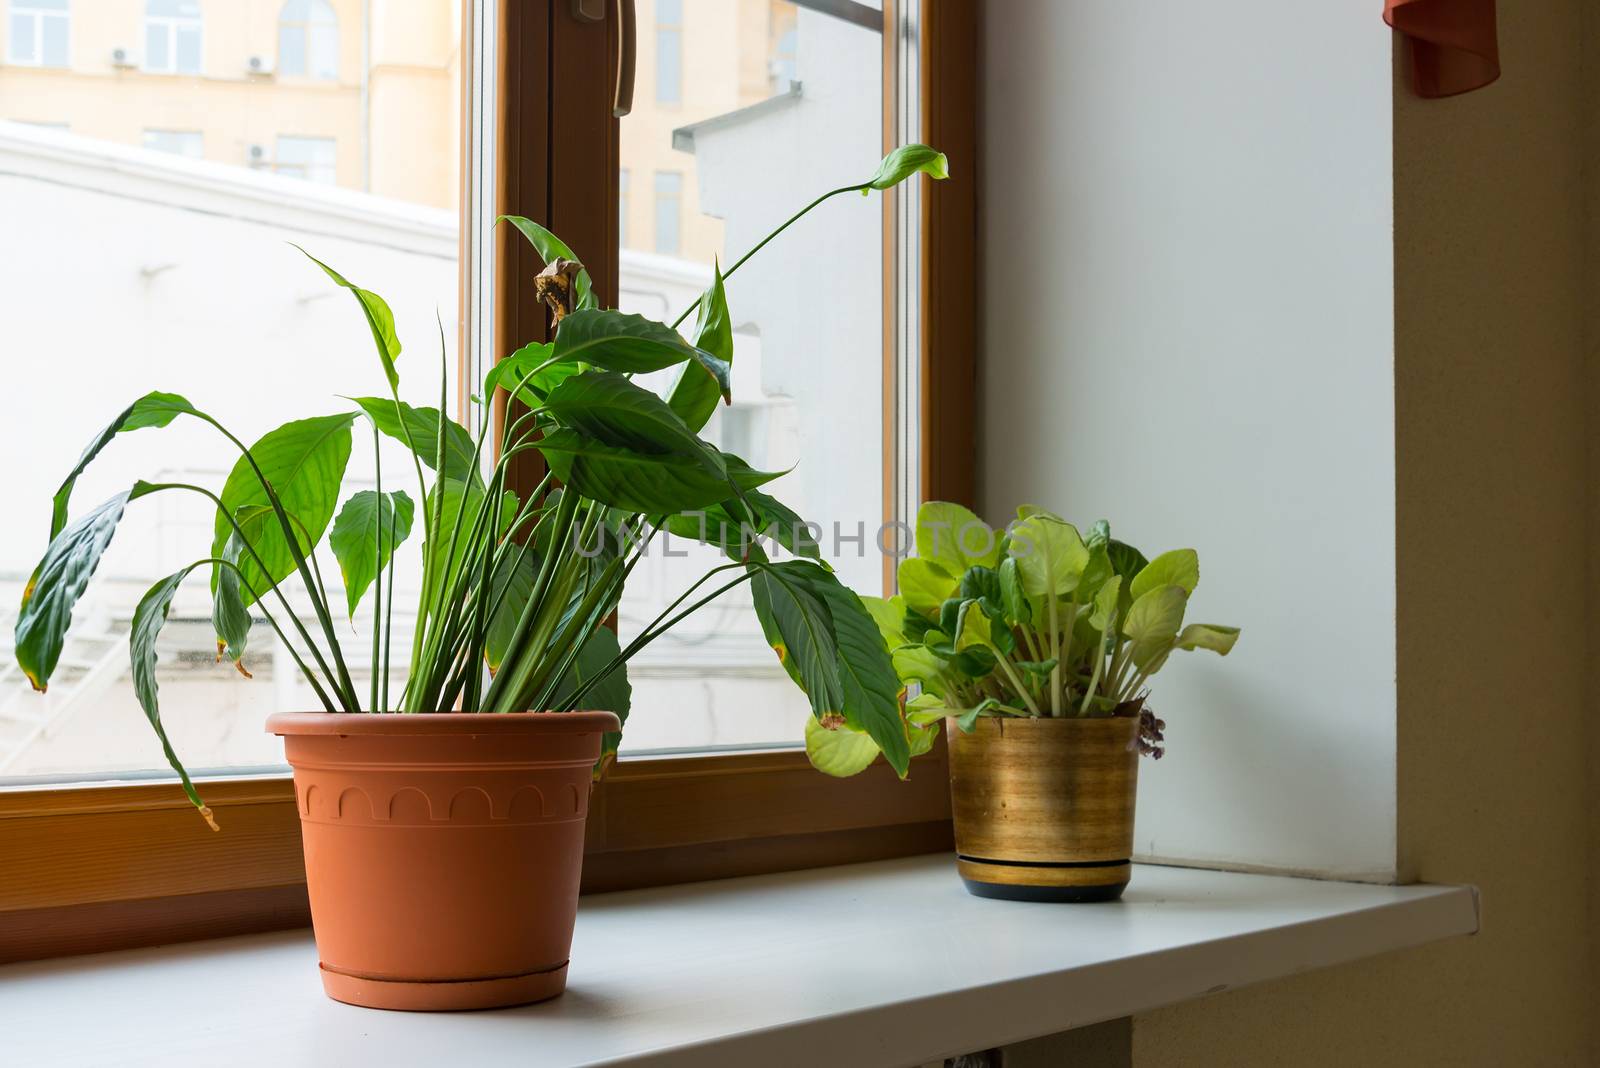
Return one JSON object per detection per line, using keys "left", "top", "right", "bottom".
{"left": 960, "top": 877, "right": 1129, "bottom": 903}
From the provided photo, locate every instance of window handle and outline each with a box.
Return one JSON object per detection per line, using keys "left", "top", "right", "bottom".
{"left": 612, "top": 0, "right": 636, "bottom": 118}
{"left": 571, "top": 0, "right": 635, "bottom": 118}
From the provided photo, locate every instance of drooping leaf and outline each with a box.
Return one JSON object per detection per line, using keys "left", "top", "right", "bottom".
{"left": 805, "top": 717, "right": 881, "bottom": 777}
{"left": 865, "top": 143, "right": 950, "bottom": 190}
{"left": 915, "top": 501, "right": 1001, "bottom": 577}
{"left": 130, "top": 565, "right": 217, "bottom": 828}
{"left": 1131, "top": 548, "right": 1200, "bottom": 601}
{"left": 208, "top": 412, "right": 357, "bottom": 609}
{"left": 664, "top": 490, "right": 822, "bottom": 561}
{"left": 551, "top": 309, "right": 719, "bottom": 379}
{"left": 536, "top": 429, "right": 782, "bottom": 513}
{"left": 1123, "top": 584, "right": 1189, "bottom": 674}
{"left": 296, "top": 247, "right": 402, "bottom": 389}
{"left": 898, "top": 556, "right": 959, "bottom": 616}
{"left": 212, "top": 533, "right": 253, "bottom": 666}
{"left": 328, "top": 490, "right": 415, "bottom": 618}
{"left": 1008, "top": 513, "right": 1090, "bottom": 597}
{"left": 498, "top": 215, "right": 597, "bottom": 310}
{"left": 50, "top": 391, "right": 199, "bottom": 540}
{"left": 952, "top": 697, "right": 1001, "bottom": 733}
{"left": 352, "top": 397, "right": 479, "bottom": 484}
{"left": 543, "top": 625, "right": 631, "bottom": 768}
{"left": 668, "top": 261, "right": 734, "bottom": 431}
{"left": 750, "top": 562, "right": 845, "bottom": 722}
{"left": 544, "top": 371, "right": 725, "bottom": 474}
{"left": 1177, "top": 623, "right": 1241, "bottom": 655}
{"left": 801, "top": 567, "right": 911, "bottom": 777}
{"left": 16, "top": 485, "right": 152, "bottom": 691}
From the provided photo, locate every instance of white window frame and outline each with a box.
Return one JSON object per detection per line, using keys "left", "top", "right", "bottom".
{"left": 142, "top": 0, "right": 201, "bottom": 76}
{"left": 276, "top": 0, "right": 339, "bottom": 81}
{"left": 7, "top": 0, "right": 69, "bottom": 68}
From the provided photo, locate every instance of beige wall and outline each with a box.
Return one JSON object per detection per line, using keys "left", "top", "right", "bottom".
{"left": 1132, "top": 2, "right": 1597, "bottom": 1063}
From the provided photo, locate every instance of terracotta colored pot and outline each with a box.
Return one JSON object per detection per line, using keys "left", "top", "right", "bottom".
{"left": 947, "top": 714, "right": 1140, "bottom": 903}
{"left": 267, "top": 711, "right": 619, "bottom": 1011}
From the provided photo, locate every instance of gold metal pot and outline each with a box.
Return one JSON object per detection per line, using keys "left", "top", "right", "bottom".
{"left": 947, "top": 714, "right": 1140, "bottom": 902}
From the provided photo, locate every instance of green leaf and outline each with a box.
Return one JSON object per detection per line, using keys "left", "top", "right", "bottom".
{"left": 130, "top": 566, "right": 217, "bottom": 827}
{"left": 998, "top": 556, "right": 1030, "bottom": 625}
{"left": 1089, "top": 574, "right": 1123, "bottom": 632}
{"left": 916, "top": 501, "right": 1001, "bottom": 576}
{"left": 865, "top": 143, "right": 950, "bottom": 190}
{"left": 484, "top": 342, "right": 584, "bottom": 409}
{"left": 905, "top": 692, "right": 949, "bottom": 727}
{"left": 422, "top": 478, "right": 513, "bottom": 614}
{"left": 860, "top": 594, "right": 908, "bottom": 647}
{"left": 328, "top": 490, "right": 415, "bottom": 619}
{"left": 498, "top": 215, "right": 597, "bottom": 310}
{"left": 552, "top": 309, "right": 722, "bottom": 382}
{"left": 1085, "top": 519, "right": 1111, "bottom": 550}
{"left": 750, "top": 562, "right": 845, "bottom": 721}
{"left": 296, "top": 247, "right": 402, "bottom": 389}
{"left": 891, "top": 644, "right": 949, "bottom": 696}
{"left": 208, "top": 412, "right": 357, "bottom": 610}
{"left": 1131, "top": 548, "right": 1200, "bottom": 601}
{"left": 485, "top": 549, "right": 537, "bottom": 674}
{"left": 802, "top": 567, "right": 911, "bottom": 777}
{"left": 16, "top": 486, "right": 152, "bottom": 691}
{"left": 543, "top": 625, "right": 631, "bottom": 768}
{"left": 544, "top": 371, "right": 725, "bottom": 474}
{"left": 898, "top": 556, "right": 959, "bottom": 616}
{"left": 49, "top": 392, "right": 199, "bottom": 540}
{"left": 1123, "top": 585, "right": 1189, "bottom": 673}
{"left": 352, "top": 398, "right": 478, "bottom": 484}
{"left": 212, "top": 533, "right": 253, "bottom": 666}
{"left": 536, "top": 429, "right": 782, "bottom": 513}
{"left": 1107, "top": 538, "right": 1150, "bottom": 582}
{"left": 1177, "top": 623, "right": 1241, "bottom": 655}
{"left": 1014, "top": 657, "right": 1058, "bottom": 679}
{"left": 1008, "top": 514, "right": 1090, "bottom": 597}
{"left": 805, "top": 717, "right": 881, "bottom": 777}
{"left": 668, "top": 261, "right": 734, "bottom": 431}
{"left": 953, "top": 697, "right": 1001, "bottom": 733}
{"left": 664, "top": 490, "right": 822, "bottom": 561}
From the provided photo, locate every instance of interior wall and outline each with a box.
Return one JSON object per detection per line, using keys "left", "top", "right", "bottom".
{"left": 978, "top": 0, "right": 1397, "bottom": 878}
{"left": 1132, "top": 1, "right": 1597, "bottom": 1064}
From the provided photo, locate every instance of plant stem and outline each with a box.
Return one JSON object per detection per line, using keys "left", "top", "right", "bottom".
{"left": 370, "top": 425, "right": 382, "bottom": 712}
{"left": 993, "top": 650, "right": 1043, "bottom": 717}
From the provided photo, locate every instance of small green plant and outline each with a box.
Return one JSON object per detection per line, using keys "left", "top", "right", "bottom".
{"left": 806, "top": 501, "right": 1240, "bottom": 777}
{"left": 14, "top": 145, "right": 950, "bottom": 825}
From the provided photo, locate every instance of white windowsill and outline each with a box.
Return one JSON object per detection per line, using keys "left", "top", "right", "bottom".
{"left": 1, "top": 855, "right": 1477, "bottom": 1067}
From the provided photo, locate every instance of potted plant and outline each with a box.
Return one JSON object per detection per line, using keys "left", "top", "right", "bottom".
{"left": 807, "top": 501, "right": 1240, "bottom": 902}
{"left": 12, "top": 145, "right": 948, "bottom": 1009}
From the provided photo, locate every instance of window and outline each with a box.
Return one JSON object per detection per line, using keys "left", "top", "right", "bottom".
{"left": 143, "top": 0, "right": 201, "bottom": 76}
{"left": 273, "top": 134, "right": 336, "bottom": 183}
{"left": 7, "top": 0, "right": 68, "bottom": 67}
{"left": 652, "top": 170, "right": 680, "bottom": 255}
{"left": 655, "top": 0, "right": 682, "bottom": 105}
{"left": 141, "top": 128, "right": 202, "bottom": 158}
{"left": 619, "top": 168, "right": 630, "bottom": 248}
{"left": 277, "top": 0, "right": 337, "bottom": 81}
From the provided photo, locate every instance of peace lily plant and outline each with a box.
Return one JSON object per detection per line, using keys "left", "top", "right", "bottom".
{"left": 805, "top": 501, "right": 1241, "bottom": 776}
{"left": 14, "top": 145, "right": 950, "bottom": 828}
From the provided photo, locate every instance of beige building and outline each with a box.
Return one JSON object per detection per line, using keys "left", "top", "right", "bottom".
{"left": 1, "top": 0, "right": 798, "bottom": 264}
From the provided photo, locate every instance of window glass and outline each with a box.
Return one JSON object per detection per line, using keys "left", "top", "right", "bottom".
{"left": 9, "top": 0, "right": 69, "bottom": 67}
{"left": 654, "top": 0, "right": 682, "bottom": 105}
{"left": 0, "top": 2, "right": 462, "bottom": 782}
{"left": 143, "top": 0, "right": 201, "bottom": 76}
{"left": 616, "top": 0, "right": 887, "bottom": 752}
{"left": 274, "top": 134, "right": 336, "bottom": 184}
{"left": 653, "top": 170, "right": 681, "bottom": 255}
{"left": 278, "top": 0, "right": 338, "bottom": 80}
{"left": 142, "top": 128, "right": 203, "bottom": 158}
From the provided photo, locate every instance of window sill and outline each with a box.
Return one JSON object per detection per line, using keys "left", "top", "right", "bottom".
{"left": 0, "top": 855, "right": 1477, "bottom": 1067}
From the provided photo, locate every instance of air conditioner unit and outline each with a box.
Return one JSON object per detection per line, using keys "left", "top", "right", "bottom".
{"left": 247, "top": 144, "right": 267, "bottom": 166}
{"left": 110, "top": 47, "right": 136, "bottom": 69}
{"left": 246, "top": 55, "right": 273, "bottom": 76}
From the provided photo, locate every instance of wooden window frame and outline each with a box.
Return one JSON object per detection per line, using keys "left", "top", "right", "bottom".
{"left": 0, "top": 0, "right": 977, "bottom": 965}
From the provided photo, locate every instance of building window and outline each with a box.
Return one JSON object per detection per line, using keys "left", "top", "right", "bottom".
{"left": 653, "top": 170, "right": 681, "bottom": 255}
{"left": 278, "top": 0, "right": 338, "bottom": 81}
{"left": 273, "top": 135, "right": 336, "bottom": 183}
{"left": 141, "top": 128, "right": 203, "bottom": 158}
{"left": 143, "top": 0, "right": 201, "bottom": 75}
{"left": 655, "top": 0, "right": 681, "bottom": 105}
{"left": 7, "top": 0, "right": 69, "bottom": 67}
{"left": 619, "top": 168, "right": 630, "bottom": 248}
{"left": 771, "top": 27, "right": 797, "bottom": 92}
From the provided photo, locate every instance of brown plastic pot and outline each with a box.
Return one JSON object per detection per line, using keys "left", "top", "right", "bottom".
{"left": 267, "top": 710, "right": 619, "bottom": 1011}
{"left": 947, "top": 714, "right": 1141, "bottom": 903}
